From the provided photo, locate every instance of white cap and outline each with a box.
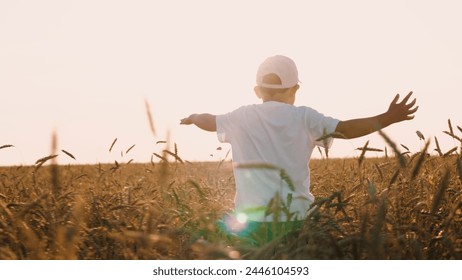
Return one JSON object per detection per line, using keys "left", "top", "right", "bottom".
{"left": 256, "top": 55, "right": 299, "bottom": 89}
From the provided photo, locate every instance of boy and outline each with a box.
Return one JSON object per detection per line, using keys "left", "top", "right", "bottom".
{"left": 180, "top": 55, "right": 418, "bottom": 244}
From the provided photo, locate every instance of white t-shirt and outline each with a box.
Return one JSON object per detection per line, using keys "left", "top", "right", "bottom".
{"left": 216, "top": 101, "right": 339, "bottom": 222}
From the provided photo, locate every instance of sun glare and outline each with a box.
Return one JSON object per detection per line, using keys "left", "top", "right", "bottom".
{"left": 236, "top": 213, "right": 248, "bottom": 224}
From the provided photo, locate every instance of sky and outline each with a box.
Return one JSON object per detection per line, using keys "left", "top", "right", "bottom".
{"left": 1, "top": 0, "right": 461, "bottom": 166}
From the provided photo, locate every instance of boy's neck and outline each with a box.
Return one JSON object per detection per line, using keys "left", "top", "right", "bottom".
{"left": 261, "top": 96, "right": 295, "bottom": 105}
{"left": 254, "top": 84, "right": 298, "bottom": 105}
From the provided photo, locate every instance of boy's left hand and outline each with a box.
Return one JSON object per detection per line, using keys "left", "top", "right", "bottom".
{"left": 386, "top": 91, "right": 418, "bottom": 124}
{"left": 334, "top": 91, "right": 418, "bottom": 139}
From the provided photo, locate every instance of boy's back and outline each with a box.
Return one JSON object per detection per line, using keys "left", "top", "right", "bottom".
{"left": 216, "top": 101, "right": 339, "bottom": 221}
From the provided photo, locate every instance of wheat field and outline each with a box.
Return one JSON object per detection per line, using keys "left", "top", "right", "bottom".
{"left": 1, "top": 133, "right": 462, "bottom": 260}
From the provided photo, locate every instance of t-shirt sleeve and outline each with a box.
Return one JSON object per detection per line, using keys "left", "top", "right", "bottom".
{"left": 304, "top": 107, "right": 340, "bottom": 148}
{"left": 216, "top": 106, "right": 244, "bottom": 143}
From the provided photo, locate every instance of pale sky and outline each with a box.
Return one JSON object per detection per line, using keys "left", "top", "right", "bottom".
{"left": 1, "top": 0, "right": 461, "bottom": 166}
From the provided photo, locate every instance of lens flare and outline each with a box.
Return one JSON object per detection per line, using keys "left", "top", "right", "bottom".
{"left": 223, "top": 213, "right": 247, "bottom": 233}
{"left": 236, "top": 213, "right": 247, "bottom": 224}
{"left": 217, "top": 212, "right": 260, "bottom": 242}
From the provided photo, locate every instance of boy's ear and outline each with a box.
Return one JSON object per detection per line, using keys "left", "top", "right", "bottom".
{"left": 288, "top": 84, "right": 300, "bottom": 96}
{"left": 254, "top": 86, "right": 262, "bottom": 99}
{"left": 292, "top": 84, "right": 300, "bottom": 93}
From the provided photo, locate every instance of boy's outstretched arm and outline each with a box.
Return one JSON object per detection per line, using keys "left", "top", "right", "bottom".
{"left": 180, "top": 113, "right": 217, "bottom": 132}
{"left": 335, "top": 91, "right": 418, "bottom": 139}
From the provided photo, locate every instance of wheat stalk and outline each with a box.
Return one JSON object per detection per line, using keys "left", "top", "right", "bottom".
{"left": 356, "top": 147, "right": 384, "bottom": 152}
{"left": 153, "top": 152, "right": 168, "bottom": 162}
{"left": 448, "top": 119, "right": 454, "bottom": 136}
{"left": 50, "top": 131, "right": 60, "bottom": 197}
{"left": 125, "top": 144, "right": 136, "bottom": 154}
{"left": 443, "top": 147, "right": 458, "bottom": 157}
{"left": 145, "top": 99, "right": 156, "bottom": 136}
{"left": 0, "top": 144, "right": 14, "bottom": 150}
{"left": 400, "top": 144, "right": 410, "bottom": 152}
{"left": 416, "top": 130, "right": 425, "bottom": 140}
{"left": 61, "top": 150, "right": 76, "bottom": 160}
{"left": 35, "top": 155, "right": 58, "bottom": 165}
{"left": 379, "top": 130, "right": 406, "bottom": 167}
{"left": 411, "top": 140, "right": 430, "bottom": 180}
{"left": 109, "top": 138, "right": 118, "bottom": 152}
{"left": 434, "top": 136, "right": 443, "bottom": 156}
{"left": 357, "top": 141, "right": 369, "bottom": 166}
{"left": 163, "top": 150, "right": 184, "bottom": 164}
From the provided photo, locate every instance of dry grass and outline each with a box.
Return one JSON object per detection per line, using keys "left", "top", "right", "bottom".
{"left": 0, "top": 154, "right": 461, "bottom": 260}
{"left": 1, "top": 130, "right": 462, "bottom": 260}
{"left": 0, "top": 160, "right": 236, "bottom": 259}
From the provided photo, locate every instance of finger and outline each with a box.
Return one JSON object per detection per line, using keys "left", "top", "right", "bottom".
{"left": 406, "top": 115, "right": 415, "bottom": 120}
{"left": 408, "top": 106, "right": 419, "bottom": 114}
{"left": 391, "top": 94, "right": 400, "bottom": 104}
{"left": 406, "top": 98, "right": 417, "bottom": 108}
{"left": 400, "top": 91, "right": 413, "bottom": 104}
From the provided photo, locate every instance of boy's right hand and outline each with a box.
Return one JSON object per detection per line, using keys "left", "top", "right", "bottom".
{"left": 179, "top": 114, "right": 217, "bottom": 132}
